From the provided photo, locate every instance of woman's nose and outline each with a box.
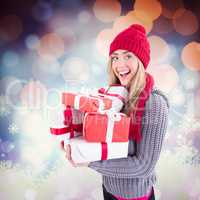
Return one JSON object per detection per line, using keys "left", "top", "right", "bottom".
{"left": 117, "top": 59, "right": 126, "bottom": 67}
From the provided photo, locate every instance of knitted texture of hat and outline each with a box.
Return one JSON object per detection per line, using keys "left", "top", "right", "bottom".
{"left": 109, "top": 24, "right": 150, "bottom": 69}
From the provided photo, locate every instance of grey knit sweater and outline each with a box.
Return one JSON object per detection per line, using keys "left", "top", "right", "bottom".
{"left": 88, "top": 88, "right": 169, "bottom": 199}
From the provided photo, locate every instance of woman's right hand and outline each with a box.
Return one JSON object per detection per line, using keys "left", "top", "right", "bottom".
{"left": 60, "top": 141, "right": 76, "bottom": 166}
{"left": 60, "top": 141, "right": 90, "bottom": 167}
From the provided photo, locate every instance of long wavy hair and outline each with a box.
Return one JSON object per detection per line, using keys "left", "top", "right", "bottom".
{"left": 107, "top": 57, "right": 146, "bottom": 115}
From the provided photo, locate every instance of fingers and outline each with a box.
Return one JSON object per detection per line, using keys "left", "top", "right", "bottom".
{"left": 65, "top": 144, "right": 72, "bottom": 160}
{"left": 60, "top": 141, "right": 65, "bottom": 152}
{"left": 61, "top": 143, "right": 89, "bottom": 167}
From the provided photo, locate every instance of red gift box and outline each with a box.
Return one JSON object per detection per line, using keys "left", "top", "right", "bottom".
{"left": 62, "top": 92, "right": 112, "bottom": 112}
{"left": 63, "top": 106, "right": 84, "bottom": 126}
{"left": 83, "top": 111, "right": 130, "bottom": 143}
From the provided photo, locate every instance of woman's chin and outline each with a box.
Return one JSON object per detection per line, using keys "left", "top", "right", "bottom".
{"left": 119, "top": 80, "right": 129, "bottom": 86}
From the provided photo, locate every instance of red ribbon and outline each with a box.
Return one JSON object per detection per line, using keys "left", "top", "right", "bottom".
{"left": 63, "top": 106, "right": 73, "bottom": 126}
{"left": 101, "top": 142, "right": 108, "bottom": 160}
{"left": 98, "top": 88, "right": 126, "bottom": 103}
{"left": 50, "top": 127, "right": 69, "bottom": 135}
{"left": 50, "top": 124, "right": 83, "bottom": 138}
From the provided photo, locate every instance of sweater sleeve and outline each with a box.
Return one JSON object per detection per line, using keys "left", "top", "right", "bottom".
{"left": 88, "top": 91, "right": 169, "bottom": 178}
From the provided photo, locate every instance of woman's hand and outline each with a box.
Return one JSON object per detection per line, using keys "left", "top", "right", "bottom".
{"left": 60, "top": 141, "right": 90, "bottom": 167}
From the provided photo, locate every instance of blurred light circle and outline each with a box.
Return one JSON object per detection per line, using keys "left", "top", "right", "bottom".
{"left": 37, "top": 33, "right": 65, "bottom": 61}
{"left": 127, "top": 11, "right": 153, "bottom": 33}
{"left": 20, "top": 80, "right": 47, "bottom": 109}
{"left": 47, "top": 14, "right": 71, "bottom": 31}
{"left": 134, "top": 0, "right": 162, "bottom": 21}
{"left": 32, "top": 59, "right": 61, "bottom": 77}
{"left": 0, "top": 15, "right": 23, "bottom": 42}
{"left": 32, "top": 2, "right": 53, "bottom": 22}
{"left": 93, "top": 0, "right": 121, "bottom": 23}
{"left": 181, "top": 70, "right": 199, "bottom": 90}
{"left": 169, "top": 88, "right": 185, "bottom": 106}
{"left": 1, "top": 153, "right": 6, "bottom": 158}
{"left": 153, "top": 15, "right": 174, "bottom": 34}
{"left": 91, "top": 64, "right": 104, "bottom": 76}
{"left": 181, "top": 42, "right": 200, "bottom": 71}
{"left": 46, "top": 88, "right": 61, "bottom": 109}
{"left": 161, "top": 0, "right": 184, "bottom": 19}
{"left": 147, "top": 64, "right": 179, "bottom": 93}
{"left": 2, "top": 51, "right": 19, "bottom": 67}
{"left": 96, "top": 28, "right": 114, "bottom": 57}
{"left": 0, "top": 76, "right": 23, "bottom": 109}
{"left": 113, "top": 12, "right": 152, "bottom": 36}
{"left": 53, "top": 27, "right": 76, "bottom": 52}
{"left": 167, "top": 44, "right": 178, "bottom": 61}
{"left": 61, "top": 57, "right": 90, "bottom": 81}
{"left": 148, "top": 35, "right": 170, "bottom": 64}
{"left": 25, "top": 34, "right": 40, "bottom": 50}
{"left": 16, "top": 111, "right": 47, "bottom": 138}
{"left": 78, "top": 11, "right": 91, "bottom": 24}
{"left": 0, "top": 141, "right": 15, "bottom": 153}
{"left": 172, "top": 8, "right": 199, "bottom": 36}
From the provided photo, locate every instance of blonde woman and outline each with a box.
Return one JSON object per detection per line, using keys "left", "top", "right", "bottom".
{"left": 65, "top": 24, "right": 169, "bottom": 200}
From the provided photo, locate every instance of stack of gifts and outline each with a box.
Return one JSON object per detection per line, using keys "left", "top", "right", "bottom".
{"left": 49, "top": 85, "right": 131, "bottom": 163}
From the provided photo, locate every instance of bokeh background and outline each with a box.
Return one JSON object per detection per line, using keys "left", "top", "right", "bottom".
{"left": 0, "top": 0, "right": 200, "bottom": 199}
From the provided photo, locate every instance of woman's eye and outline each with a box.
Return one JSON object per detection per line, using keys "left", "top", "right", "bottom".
{"left": 125, "top": 54, "right": 132, "bottom": 59}
{"left": 112, "top": 57, "right": 118, "bottom": 61}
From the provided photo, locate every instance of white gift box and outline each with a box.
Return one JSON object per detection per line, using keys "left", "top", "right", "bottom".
{"left": 48, "top": 105, "right": 83, "bottom": 147}
{"left": 97, "top": 85, "right": 128, "bottom": 112}
{"left": 70, "top": 136, "right": 129, "bottom": 163}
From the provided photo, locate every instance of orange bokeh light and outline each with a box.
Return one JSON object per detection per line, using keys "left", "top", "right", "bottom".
{"left": 93, "top": 0, "right": 121, "bottom": 23}
{"left": 37, "top": 33, "right": 65, "bottom": 61}
{"left": 0, "top": 15, "right": 23, "bottom": 42}
{"left": 153, "top": 16, "right": 174, "bottom": 34}
{"left": 113, "top": 11, "right": 153, "bottom": 36}
{"left": 147, "top": 64, "right": 179, "bottom": 93}
{"left": 96, "top": 28, "right": 115, "bottom": 57}
{"left": 134, "top": 0, "right": 162, "bottom": 21}
{"left": 181, "top": 42, "right": 200, "bottom": 71}
{"left": 148, "top": 35, "right": 170, "bottom": 64}
{"left": 173, "top": 8, "right": 199, "bottom": 36}
{"left": 161, "top": 0, "right": 184, "bottom": 19}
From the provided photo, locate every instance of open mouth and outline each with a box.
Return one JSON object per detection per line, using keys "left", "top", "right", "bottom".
{"left": 119, "top": 69, "right": 131, "bottom": 78}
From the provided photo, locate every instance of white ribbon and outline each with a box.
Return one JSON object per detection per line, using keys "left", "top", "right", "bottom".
{"left": 97, "top": 98, "right": 105, "bottom": 111}
{"left": 74, "top": 94, "right": 83, "bottom": 109}
{"left": 101, "top": 110, "right": 122, "bottom": 142}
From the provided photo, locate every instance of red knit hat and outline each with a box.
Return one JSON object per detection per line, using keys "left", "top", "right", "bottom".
{"left": 109, "top": 24, "right": 150, "bottom": 69}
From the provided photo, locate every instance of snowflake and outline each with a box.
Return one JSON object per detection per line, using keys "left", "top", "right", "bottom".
{"left": 8, "top": 123, "right": 19, "bottom": 135}
{"left": 0, "top": 160, "right": 13, "bottom": 170}
{"left": 0, "top": 95, "right": 11, "bottom": 117}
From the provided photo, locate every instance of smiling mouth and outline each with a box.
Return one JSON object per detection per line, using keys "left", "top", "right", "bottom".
{"left": 119, "top": 70, "right": 131, "bottom": 78}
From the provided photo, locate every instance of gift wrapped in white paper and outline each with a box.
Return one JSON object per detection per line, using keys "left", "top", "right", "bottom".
{"left": 70, "top": 137, "right": 129, "bottom": 163}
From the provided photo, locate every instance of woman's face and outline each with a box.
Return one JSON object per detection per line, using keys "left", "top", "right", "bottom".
{"left": 111, "top": 49, "right": 139, "bottom": 86}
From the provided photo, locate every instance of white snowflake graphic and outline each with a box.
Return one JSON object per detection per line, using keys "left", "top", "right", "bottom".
{"left": 8, "top": 123, "right": 19, "bottom": 135}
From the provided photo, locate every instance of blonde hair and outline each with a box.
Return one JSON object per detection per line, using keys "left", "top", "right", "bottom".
{"left": 107, "top": 57, "right": 146, "bottom": 115}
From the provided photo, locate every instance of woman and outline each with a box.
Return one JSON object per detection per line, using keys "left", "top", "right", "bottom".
{"left": 64, "top": 24, "right": 169, "bottom": 200}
